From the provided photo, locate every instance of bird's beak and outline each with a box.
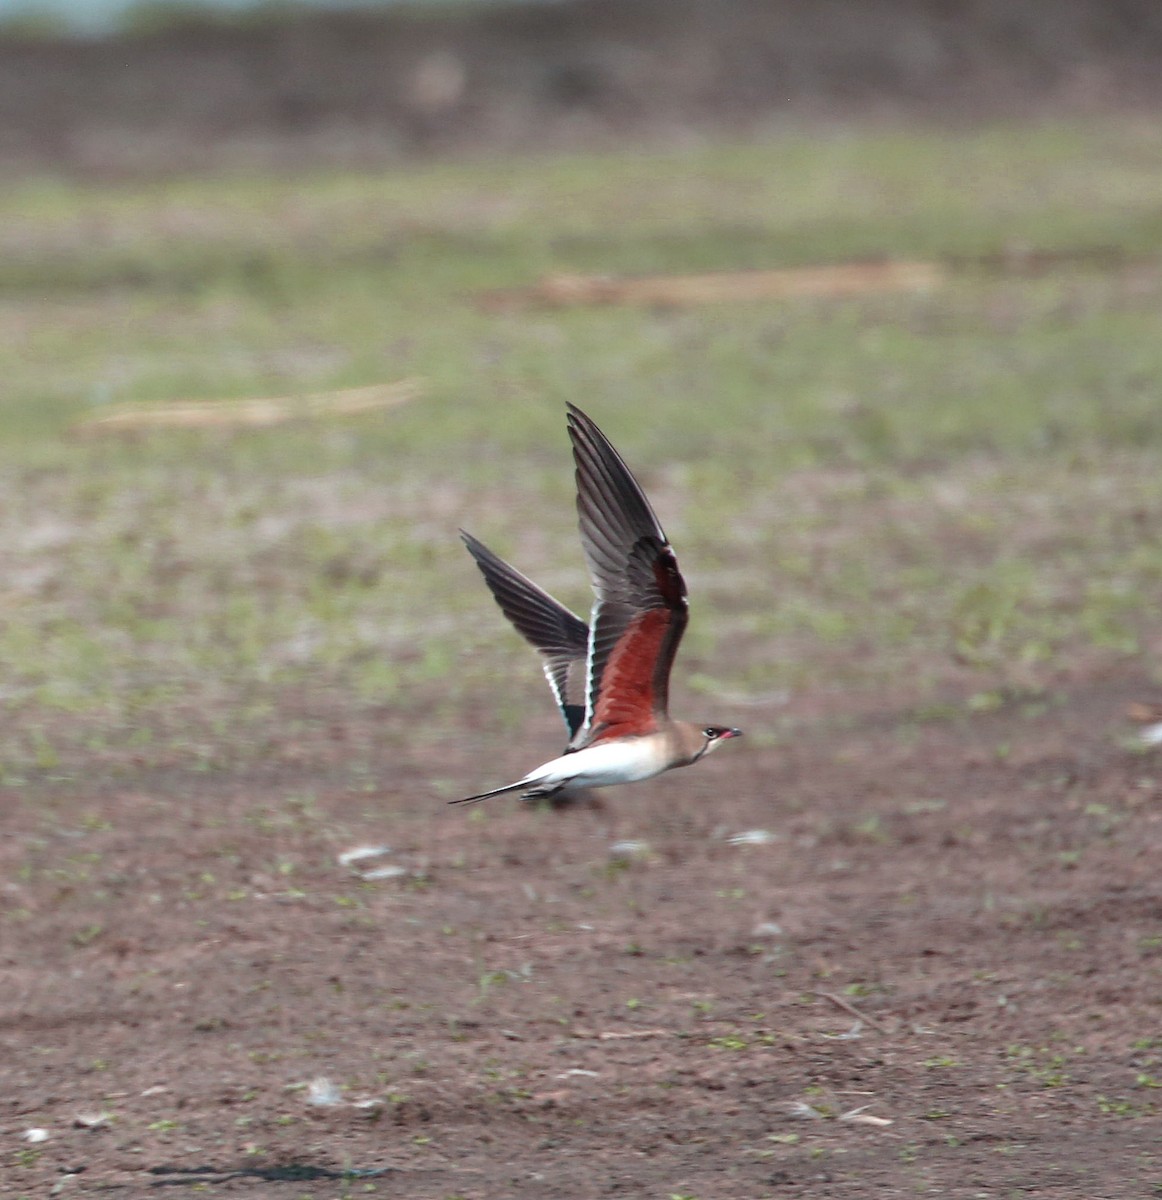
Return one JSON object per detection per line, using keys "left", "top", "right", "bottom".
{"left": 724, "top": 728, "right": 743, "bottom": 739}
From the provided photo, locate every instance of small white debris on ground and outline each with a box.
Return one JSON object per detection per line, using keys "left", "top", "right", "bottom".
{"left": 609, "top": 840, "right": 651, "bottom": 859}
{"left": 751, "top": 920, "right": 784, "bottom": 937}
{"left": 727, "top": 829, "right": 779, "bottom": 846}
{"left": 301, "top": 1076, "right": 384, "bottom": 1112}
{"left": 839, "top": 1021, "right": 864, "bottom": 1040}
{"left": 786, "top": 1099, "right": 891, "bottom": 1126}
{"left": 23, "top": 1128, "right": 49, "bottom": 1143}
{"left": 1139, "top": 722, "right": 1162, "bottom": 747}
{"left": 337, "top": 845, "right": 391, "bottom": 867}
{"left": 360, "top": 864, "right": 408, "bottom": 881}
{"left": 73, "top": 1112, "right": 111, "bottom": 1129}
{"left": 840, "top": 1105, "right": 893, "bottom": 1127}
{"left": 305, "top": 1077, "right": 344, "bottom": 1107}
{"left": 788, "top": 1101, "right": 826, "bottom": 1120}
{"left": 819, "top": 1020, "right": 864, "bottom": 1040}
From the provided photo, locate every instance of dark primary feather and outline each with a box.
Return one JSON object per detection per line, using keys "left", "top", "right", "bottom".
{"left": 566, "top": 404, "right": 690, "bottom": 741}
{"left": 567, "top": 404, "right": 667, "bottom": 605}
{"left": 460, "top": 530, "right": 589, "bottom": 737}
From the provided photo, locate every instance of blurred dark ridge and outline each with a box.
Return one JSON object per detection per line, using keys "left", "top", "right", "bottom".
{"left": 2, "top": 0, "right": 1162, "bottom": 176}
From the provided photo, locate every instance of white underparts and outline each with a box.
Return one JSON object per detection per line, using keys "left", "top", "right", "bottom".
{"left": 520, "top": 738, "right": 671, "bottom": 791}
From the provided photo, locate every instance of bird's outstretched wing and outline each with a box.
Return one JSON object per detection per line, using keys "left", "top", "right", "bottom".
{"left": 566, "top": 403, "right": 689, "bottom": 745}
{"left": 461, "top": 530, "right": 589, "bottom": 738}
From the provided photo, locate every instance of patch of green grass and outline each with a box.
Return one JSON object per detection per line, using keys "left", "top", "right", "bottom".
{"left": 1003, "top": 1043, "right": 1082, "bottom": 1089}
{"left": 1096, "top": 1094, "right": 1156, "bottom": 1118}
{"left": 1, "top": 121, "right": 1162, "bottom": 776}
{"left": 708, "top": 1033, "right": 749, "bottom": 1051}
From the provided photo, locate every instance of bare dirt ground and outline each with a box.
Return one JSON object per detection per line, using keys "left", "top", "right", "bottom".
{"left": 3, "top": 657, "right": 1160, "bottom": 1198}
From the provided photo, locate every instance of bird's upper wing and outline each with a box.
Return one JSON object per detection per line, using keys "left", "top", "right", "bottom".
{"left": 566, "top": 403, "right": 689, "bottom": 745}
{"left": 461, "top": 530, "right": 590, "bottom": 738}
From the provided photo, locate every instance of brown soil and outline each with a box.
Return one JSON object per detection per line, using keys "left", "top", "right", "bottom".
{"left": 3, "top": 661, "right": 1161, "bottom": 1197}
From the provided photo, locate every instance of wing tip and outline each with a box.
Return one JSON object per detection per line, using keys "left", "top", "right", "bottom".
{"left": 565, "top": 402, "right": 600, "bottom": 445}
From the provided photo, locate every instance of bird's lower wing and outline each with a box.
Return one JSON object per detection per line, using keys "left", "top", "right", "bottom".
{"left": 461, "top": 530, "right": 589, "bottom": 737}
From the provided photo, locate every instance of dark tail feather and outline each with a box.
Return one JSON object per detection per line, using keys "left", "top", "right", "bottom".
{"left": 449, "top": 779, "right": 530, "bottom": 806}
{"left": 450, "top": 778, "right": 573, "bottom": 806}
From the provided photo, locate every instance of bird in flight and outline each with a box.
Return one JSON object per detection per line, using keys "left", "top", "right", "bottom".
{"left": 453, "top": 403, "right": 741, "bottom": 805}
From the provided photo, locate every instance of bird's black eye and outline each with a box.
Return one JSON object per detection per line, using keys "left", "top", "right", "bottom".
{"left": 703, "top": 727, "right": 718, "bottom": 739}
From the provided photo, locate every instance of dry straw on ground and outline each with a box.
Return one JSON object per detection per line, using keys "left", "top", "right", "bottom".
{"left": 481, "top": 261, "right": 943, "bottom": 310}
{"left": 75, "top": 379, "right": 421, "bottom": 434}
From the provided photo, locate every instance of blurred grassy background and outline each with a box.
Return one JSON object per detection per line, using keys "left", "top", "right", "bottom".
{"left": 2, "top": 120, "right": 1161, "bottom": 784}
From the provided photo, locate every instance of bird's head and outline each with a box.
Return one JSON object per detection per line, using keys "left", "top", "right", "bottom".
{"left": 694, "top": 724, "right": 743, "bottom": 760}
